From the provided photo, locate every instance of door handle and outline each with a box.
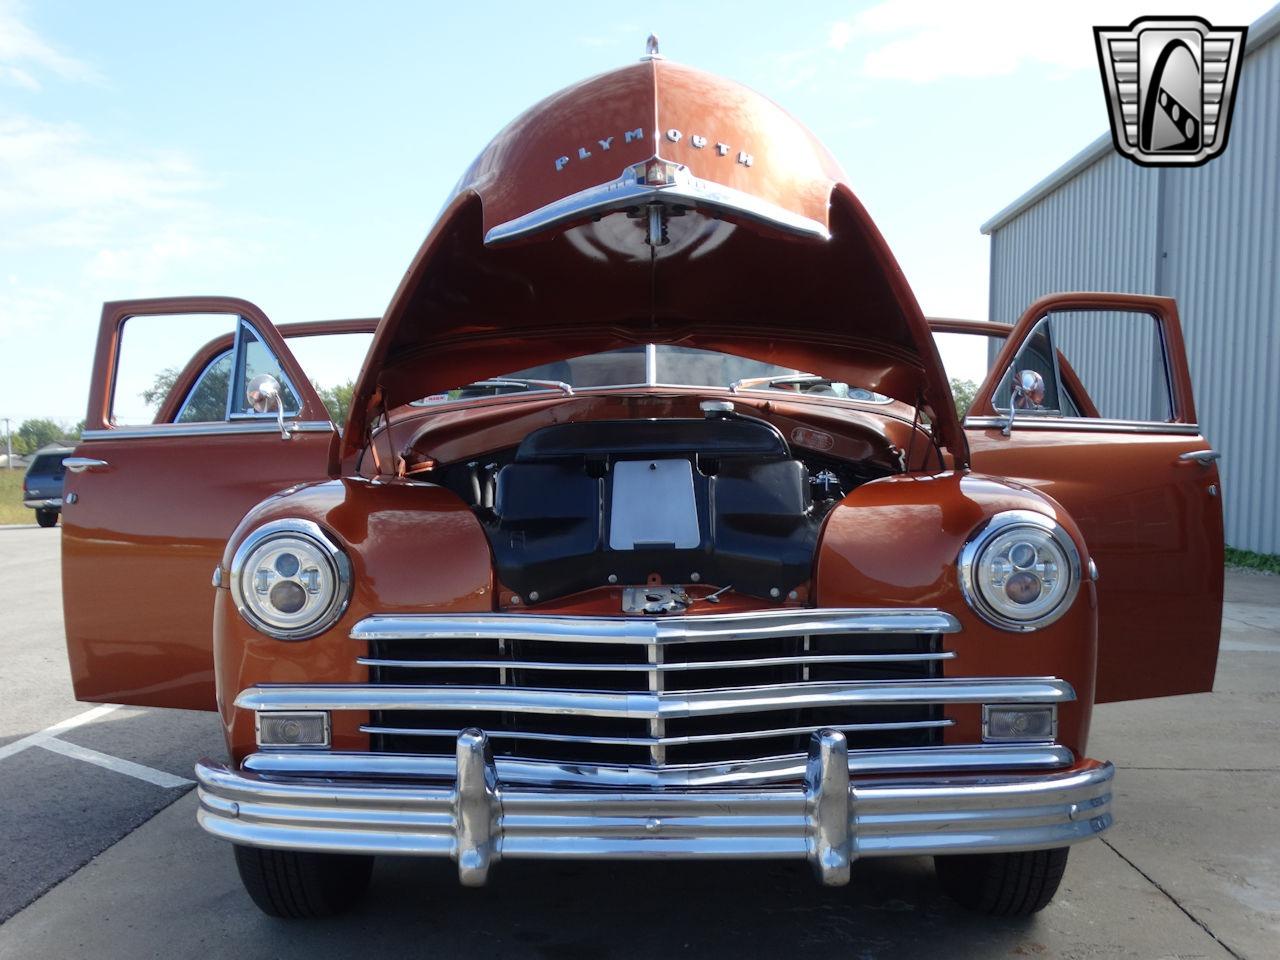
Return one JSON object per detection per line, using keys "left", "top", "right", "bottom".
{"left": 64, "top": 457, "right": 110, "bottom": 473}
{"left": 1178, "top": 450, "right": 1221, "bottom": 467}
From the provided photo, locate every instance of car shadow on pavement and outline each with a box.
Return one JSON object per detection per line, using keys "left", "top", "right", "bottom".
{"left": 228, "top": 855, "right": 1056, "bottom": 960}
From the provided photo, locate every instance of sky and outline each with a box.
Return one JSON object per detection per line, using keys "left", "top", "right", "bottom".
{"left": 1, "top": 0, "right": 1274, "bottom": 427}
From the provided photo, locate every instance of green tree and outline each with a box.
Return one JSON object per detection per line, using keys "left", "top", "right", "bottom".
{"left": 15, "top": 418, "right": 77, "bottom": 453}
{"left": 950, "top": 378, "right": 979, "bottom": 419}
{"left": 314, "top": 380, "right": 354, "bottom": 424}
{"left": 144, "top": 360, "right": 231, "bottom": 422}
{"left": 141, "top": 367, "right": 180, "bottom": 409}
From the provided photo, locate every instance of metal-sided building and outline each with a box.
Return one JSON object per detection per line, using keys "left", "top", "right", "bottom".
{"left": 980, "top": 5, "right": 1280, "bottom": 555}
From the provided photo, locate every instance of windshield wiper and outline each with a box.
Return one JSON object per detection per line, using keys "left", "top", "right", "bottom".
{"left": 729, "top": 375, "right": 888, "bottom": 403}
{"left": 467, "top": 378, "right": 574, "bottom": 396}
{"left": 730, "top": 374, "right": 826, "bottom": 393}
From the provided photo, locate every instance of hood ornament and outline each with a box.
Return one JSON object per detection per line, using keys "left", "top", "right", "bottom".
{"left": 643, "top": 34, "right": 662, "bottom": 60}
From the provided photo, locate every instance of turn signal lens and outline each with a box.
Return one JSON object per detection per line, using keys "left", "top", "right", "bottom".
{"left": 983, "top": 705, "right": 1056, "bottom": 742}
{"left": 230, "top": 519, "right": 351, "bottom": 640}
{"left": 958, "top": 511, "right": 1081, "bottom": 631}
{"left": 257, "top": 711, "right": 330, "bottom": 748}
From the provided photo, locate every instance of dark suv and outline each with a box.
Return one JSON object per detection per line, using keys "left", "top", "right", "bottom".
{"left": 23, "top": 446, "right": 73, "bottom": 528}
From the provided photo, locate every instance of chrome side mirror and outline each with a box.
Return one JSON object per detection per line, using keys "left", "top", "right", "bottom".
{"left": 1012, "top": 369, "right": 1046, "bottom": 408}
{"left": 1000, "top": 368, "right": 1046, "bottom": 437}
{"left": 247, "top": 374, "right": 291, "bottom": 440}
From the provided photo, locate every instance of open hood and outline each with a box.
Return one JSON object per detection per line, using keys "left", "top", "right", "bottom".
{"left": 344, "top": 54, "right": 967, "bottom": 466}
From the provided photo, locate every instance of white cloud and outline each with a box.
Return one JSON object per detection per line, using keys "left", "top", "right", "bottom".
{"left": 837, "top": 0, "right": 1272, "bottom": 83}
{"left": 0, "top": 7, "right": 263, "bottom": 422}
{"left": 0, "top": 0, "right": 97, "bottom": 89}
{"left": 0, "top": 116, "right": 222, "bottom": 254}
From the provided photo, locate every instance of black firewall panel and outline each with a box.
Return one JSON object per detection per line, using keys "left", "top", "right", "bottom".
{"left": 487, "top": 418, "right": 821, "bottom": 603}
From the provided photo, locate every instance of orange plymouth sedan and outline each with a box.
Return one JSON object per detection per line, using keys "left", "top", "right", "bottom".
{"left": 60, "top": 44, "right": 1223, "bottom": 919}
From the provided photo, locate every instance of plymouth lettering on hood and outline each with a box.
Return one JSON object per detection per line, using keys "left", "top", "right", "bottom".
{"left": 554, "top": 127, "right": 754, "bottom": 171}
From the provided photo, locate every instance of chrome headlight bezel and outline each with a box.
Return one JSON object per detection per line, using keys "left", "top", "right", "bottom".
{"left": 958, "top": 510, "right": 1081, "bottom": 632}
{"left": 229, "top": 518, "right": 352, "bottom": 641}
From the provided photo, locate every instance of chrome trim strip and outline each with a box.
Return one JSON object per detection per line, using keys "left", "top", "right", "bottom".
{"left": 81, "top": 421, "right": 333, "bottom": 441}
{"left": 356, "top": 651, "right": 956, "bottom": 673}
{"left": 195, "top": 732, "right": 1113, "bottom": 884}
{"left": 361, "top": 718, "right": 955, "bottom": 748}
{"left": 483, "top": 162, "right": 830, "bottom": 246}
{"left": 235, "top": 677, "right": 1075, "bottom": 718}
{"left": 964, "top": 415, "right": 1201, "bottom": 435}
{"left": 350, "top": 609, "right": 962, "bottom": 646}
{"left": 240, "top": 743, "right": 1077, "bottom": 788}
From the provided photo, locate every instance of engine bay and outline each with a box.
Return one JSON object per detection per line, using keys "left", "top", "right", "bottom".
{"left": 419, "top": 406, "right": 900, "bottom": 604}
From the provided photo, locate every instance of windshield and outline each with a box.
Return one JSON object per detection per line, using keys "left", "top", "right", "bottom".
{"left": 413, "top": 345, "right": 890, "bottom": 405}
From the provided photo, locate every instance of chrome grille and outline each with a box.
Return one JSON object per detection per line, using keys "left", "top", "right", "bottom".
{"left": 352, "top": 610, "right": 965, "bottom": 767}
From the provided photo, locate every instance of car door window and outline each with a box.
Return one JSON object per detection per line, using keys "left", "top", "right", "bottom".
{"left": 992, "top": 311, "right": 1174, "bottom": 423}
{"left": 112, "top": 313, "right": 235, "bottom": 425}
{"left": 1037, "top": 310, "right": 1172, "bottom": 422}
{"left": 175, "top": 349, "right": 233, "bottom": 422}
{"left": 112, "top": 313, "right": 305, "bottom": 426}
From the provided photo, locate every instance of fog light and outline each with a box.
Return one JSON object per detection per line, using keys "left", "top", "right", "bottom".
{"left": 982, "top": 704, "right": 1056, "bottom": 742}
{"left": 257, "top": 711, "right": 330, "bottom": 748}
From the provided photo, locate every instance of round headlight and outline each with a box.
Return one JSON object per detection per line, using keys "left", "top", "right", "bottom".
{"left": 958, "top": 511, "right": 1081, "bottom": 631}
{"left": 230, "top": 519, "right": 351, "bottom": 640}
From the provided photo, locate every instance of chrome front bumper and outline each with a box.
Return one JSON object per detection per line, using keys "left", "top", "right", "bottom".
{"left": 196, "top": 729, "right": 1114, "bottom": 887}
{"left": 23, "top": 497, "right": 61, "bottom": 509}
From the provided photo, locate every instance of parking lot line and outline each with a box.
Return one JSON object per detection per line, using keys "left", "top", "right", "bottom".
{"left": 0, "top": 702, "right": 193, "bottom": 788}
{"left": 0, "top": 704, "right": 120, "bottom": 762}
{"left": 38, "top": 736, "right": 193, "bottom": 789}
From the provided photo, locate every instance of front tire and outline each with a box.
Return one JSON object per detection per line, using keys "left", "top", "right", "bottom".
{"left": 935, "top": 848, "right": 1069, "bottom": 916}
{"left": 233, "top": 845, "right": 374, "bottom": 918}
{"left": 35, "top": 509, "right": 58, "bottom": 528}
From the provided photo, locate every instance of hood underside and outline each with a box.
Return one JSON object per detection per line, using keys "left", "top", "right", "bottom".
{"left": 345, "top": 58, "right": 965, "bottom": 465}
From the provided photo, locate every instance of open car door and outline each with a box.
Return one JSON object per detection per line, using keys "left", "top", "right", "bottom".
{"left": 962, "top": 293, "right": 1224, "bottom": 702}
{"left": 62, "top": 298, "right": 376, "bottom": 710}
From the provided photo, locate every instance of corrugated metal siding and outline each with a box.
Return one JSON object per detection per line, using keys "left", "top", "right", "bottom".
{"left": 989, "top": 153, "right": 1160, "bottom": 325}
{"left": 986, "top": 28, "right": 1280, "bottom": 553}
{"left": 1161, "top": 32, "right": 1280, "bottom": 554}
{"left": 1051, "top": 312, "right": 1169, "bottom": 421}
